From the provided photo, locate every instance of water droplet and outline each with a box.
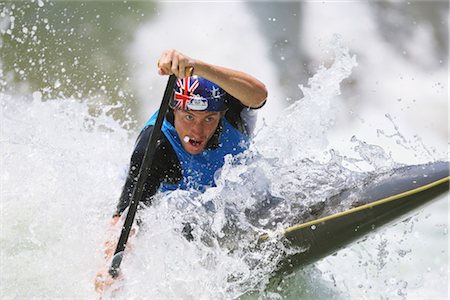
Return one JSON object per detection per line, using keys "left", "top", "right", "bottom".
{"left": 32, "top": 91, "right": 42, "bottom": 101}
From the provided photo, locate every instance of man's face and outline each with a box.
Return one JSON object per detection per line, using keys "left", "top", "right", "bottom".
{"left": 173, "top": 110, "right": 222, "bottom": 155}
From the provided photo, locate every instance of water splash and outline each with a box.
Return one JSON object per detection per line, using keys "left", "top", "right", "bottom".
{"left": 254, "top": 35, "right": 358, "bottom": 162}
{"left": 1, "top": 36, "right": 443, "bottom": 298}
{"left": 110, "top": 41, "right": 374, "bottom": 299}
{"left": 0, "top": 93, "right": 132, "bottom": 298}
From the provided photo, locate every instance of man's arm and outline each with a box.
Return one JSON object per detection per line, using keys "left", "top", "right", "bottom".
{"left": 157, "top": 49, "right": 268, "bottom": 109}
{"left": 115, "top": 125, "right": 166, "bottom": 216}
{"left": 95, "top": 126, "right": 172, "bottom": 294}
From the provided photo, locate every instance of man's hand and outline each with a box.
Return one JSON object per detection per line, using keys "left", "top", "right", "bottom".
{"left": 157, "top": 49, "right": 195, "bottom": 78}
{"left": 94, "top": 216, "right": 120, "bottom": 296}
{"left": 94, "top": 214, "right": 139, "bottom": 297}
{"left": 94, "top": 265, "right": 122, "bottom": 295}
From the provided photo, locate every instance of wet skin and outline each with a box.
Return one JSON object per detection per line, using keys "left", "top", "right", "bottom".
{"left": 173, "top": 110, "right": 222, "bottom": 155}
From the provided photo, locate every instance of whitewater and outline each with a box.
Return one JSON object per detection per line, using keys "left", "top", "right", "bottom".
{"left": 2, "top": 41, "right": 447, "bottom": 298}
{"left": 1, "top": 1, "right": 448, "bottom": 299}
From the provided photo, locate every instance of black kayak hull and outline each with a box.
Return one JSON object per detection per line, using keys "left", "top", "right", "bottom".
{"left": 274, "top": 161, "right": 449, "bottom": 275}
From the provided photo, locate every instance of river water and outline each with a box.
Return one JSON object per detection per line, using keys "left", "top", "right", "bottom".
{"left": 1, "top": 1, "right": 448, "bottom": 299}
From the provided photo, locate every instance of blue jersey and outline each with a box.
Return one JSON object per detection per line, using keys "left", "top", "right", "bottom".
{"left": 144, "top": 110, "right": 248, "bottom": 192}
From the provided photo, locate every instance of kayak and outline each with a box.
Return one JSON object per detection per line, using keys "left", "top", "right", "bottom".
{"left": 268, "top": 161, "right": 449, "bottom": 276}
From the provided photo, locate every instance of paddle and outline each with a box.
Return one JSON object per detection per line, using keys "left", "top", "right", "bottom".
{"left": 108, "top": 74, "right": 177, "bottom": 278}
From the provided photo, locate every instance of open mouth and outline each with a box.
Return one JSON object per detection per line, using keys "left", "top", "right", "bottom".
{"left": 189, "top": 138, "right": 202, "bottom": 147}
{"left": 183, "top": 135, "right": 204, "bottom": 150}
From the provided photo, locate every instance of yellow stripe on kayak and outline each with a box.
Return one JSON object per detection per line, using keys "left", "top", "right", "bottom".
{"left": 283, "top": 176, "right": 450, "bottom": 235}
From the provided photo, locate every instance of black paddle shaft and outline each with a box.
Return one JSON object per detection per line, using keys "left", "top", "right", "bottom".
{"left": 109, "top": 75, "right": 176, "bottom": 278}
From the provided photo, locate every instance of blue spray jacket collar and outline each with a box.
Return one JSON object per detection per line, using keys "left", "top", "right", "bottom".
{"left": 144, "top": 110, "right": 248, "bottom": 192}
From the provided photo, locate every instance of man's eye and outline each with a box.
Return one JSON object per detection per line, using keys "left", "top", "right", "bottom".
{"left": 185, "top": 115, "right": 194, "bottom": 121}
{"left": 205, "top": 116, "right": 216, "bottom": 122}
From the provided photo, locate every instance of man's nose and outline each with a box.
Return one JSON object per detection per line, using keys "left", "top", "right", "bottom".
{"left": 190, "top": 121, "right": 204, "bottom": 136}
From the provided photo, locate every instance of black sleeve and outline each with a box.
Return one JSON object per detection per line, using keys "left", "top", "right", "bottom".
{"left": 114, "top": 126, "right": 181, "bottom": 216}
{"left": 224, "top": 96, "right": 246, "bottom": 133}
{"left": 225, "top": 96, "right": 264, "bottom": 135}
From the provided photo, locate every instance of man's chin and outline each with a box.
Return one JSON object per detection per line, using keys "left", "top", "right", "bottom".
{"left": 184, "top": 145, "right": 204, "bottom": 155}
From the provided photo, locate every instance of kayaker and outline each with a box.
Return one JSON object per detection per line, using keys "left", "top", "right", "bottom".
{"left": 94, "top": 49, "right": 267, "bottom": 294}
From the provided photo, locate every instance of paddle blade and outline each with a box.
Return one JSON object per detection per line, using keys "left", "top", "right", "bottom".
{"left": 108, "top": 251, "right": 124, "bottom": 278}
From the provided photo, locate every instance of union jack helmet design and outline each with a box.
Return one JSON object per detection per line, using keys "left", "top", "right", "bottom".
{"left": 170, "top": 76, "right": 228, "bottom": 112}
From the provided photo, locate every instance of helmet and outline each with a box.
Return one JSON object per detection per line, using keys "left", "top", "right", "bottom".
{"left": 170, "top": 76, "right": 228, "bottom": 112}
